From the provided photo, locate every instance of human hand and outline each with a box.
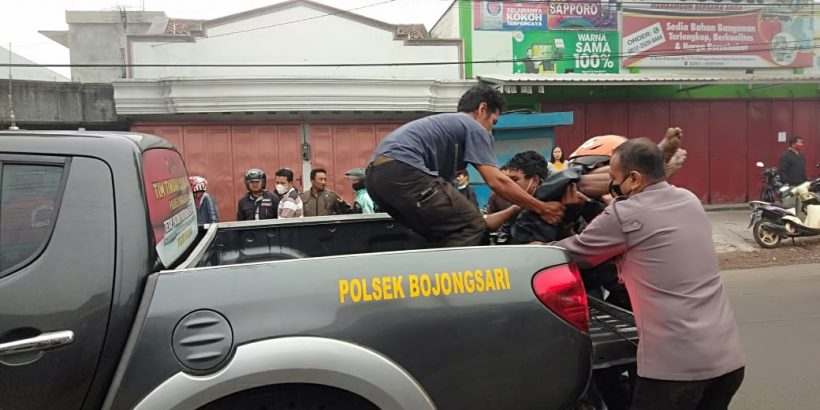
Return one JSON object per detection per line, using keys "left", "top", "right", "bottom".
{"left": 664, "top": 148, "right": 687, "bottom": 178}
{"left": 538, "top": 201, "right": 565, "bottom": 225}
{"left": 562, "top": 183, "right": 589, "bottom": 206}
{"left": 578, "top": 166, "right": 612, "bottom": 198}
{"left": 658, "top": 127, "right": 683, "bottom": 164}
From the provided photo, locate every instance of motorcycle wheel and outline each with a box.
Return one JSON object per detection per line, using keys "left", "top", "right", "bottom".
{"left": 753, "top": 220, "right": 782, "bottom": 248}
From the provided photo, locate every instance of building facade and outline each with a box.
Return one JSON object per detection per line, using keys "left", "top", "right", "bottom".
{"left": 433, "top": 0, "right": 819, "bottom": 204}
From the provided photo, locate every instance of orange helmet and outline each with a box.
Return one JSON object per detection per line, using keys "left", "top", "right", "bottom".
{"left": 568, "top": 134, "right": 627, "bottom": 168}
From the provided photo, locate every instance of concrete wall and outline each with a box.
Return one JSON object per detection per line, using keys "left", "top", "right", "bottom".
{"left": 68, "top": 22, "right": 153, "bottom": 82}
{"left": 129, "top": 5, "right": 461, "bottom": 80}
{"left": 431, "top": 2, "right": 460, "bottom": 39}
{"left": 0, "top": 80, "right": 122, "bottom": 128}
{"left": 64, "top": 11, "right": 162, "bottom": 83}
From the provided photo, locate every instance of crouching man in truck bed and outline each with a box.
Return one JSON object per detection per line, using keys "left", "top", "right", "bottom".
{"left": 366, "top": 84, "right": 565, "bottom": 247}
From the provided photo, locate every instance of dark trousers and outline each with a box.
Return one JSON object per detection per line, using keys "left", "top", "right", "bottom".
{"left": 365, "top": 159, "right": 487, "bottom": 247}
{"left": 631, "top": 367, "right": 744, "bottom": 410}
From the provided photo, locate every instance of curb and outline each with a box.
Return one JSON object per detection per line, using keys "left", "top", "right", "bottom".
{"left": 704, "top": 204, "right": 749, "bottom": 212}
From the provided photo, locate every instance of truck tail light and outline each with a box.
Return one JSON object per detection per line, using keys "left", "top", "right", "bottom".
{"left": 532, "top": 264, "right": 589, "bottom": 333}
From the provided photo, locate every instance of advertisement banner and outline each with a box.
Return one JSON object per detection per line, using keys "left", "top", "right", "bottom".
{"left": 513, "top": 31, "right": 619, "bottom": 74}
{"left": 547, "top": 0, "right": 618, "bottom": 30}
{"left": 622, "top": 0, "right": 815, "bottom": 68}
{"left": 474, "top": 1, "right": 548, "bottom": 31}
{"left": 142, "top": 149, "right": 198, "bottom": 267}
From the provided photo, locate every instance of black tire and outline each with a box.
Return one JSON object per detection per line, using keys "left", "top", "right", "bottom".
{"left": 753, "top": 220, "right": 782, "bottom": 248}
{"left": 198, "top": 383, "right": 379, "bottom": 410}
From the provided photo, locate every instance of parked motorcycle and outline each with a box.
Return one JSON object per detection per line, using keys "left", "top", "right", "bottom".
{"left": 749, "top": 176, "right": 820, "bottom": 248}
{"left": 755, "top": 161, "right": 783, "bottom": 203}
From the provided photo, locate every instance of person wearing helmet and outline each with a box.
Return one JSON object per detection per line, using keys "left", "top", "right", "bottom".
{"left": 344, "top": 168, "right": 376, "bottom": 214}
{"left": 189, "top": 176, "right": 219, "bottom": 225}
{"left": 236, "top": 168, "right": 279, "bottom": 221}
{"left": 571, "top": 129, "right": 686, "bottom": 201}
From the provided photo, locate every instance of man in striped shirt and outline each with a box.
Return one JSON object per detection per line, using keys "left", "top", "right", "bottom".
{"left": 274, "top": 168, "right": 303, "bottom": 218}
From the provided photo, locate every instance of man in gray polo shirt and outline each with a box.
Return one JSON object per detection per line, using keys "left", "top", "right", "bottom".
{"left": 556, "top": 138, "right": 745, "bottom": 410}
{"left": 366, "top": 85, "right": 565, "bottom": 247}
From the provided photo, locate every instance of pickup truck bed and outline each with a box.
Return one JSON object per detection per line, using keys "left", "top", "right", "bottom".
{"left": 183, "top": 214, "right": 638, "bottom": 372}
{"left": 589, "top": 297, "right": 638, "bottom": 370}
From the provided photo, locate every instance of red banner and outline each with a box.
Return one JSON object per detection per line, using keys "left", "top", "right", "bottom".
{"left": 622, "top": 5, "right": 814, "bottom": 68}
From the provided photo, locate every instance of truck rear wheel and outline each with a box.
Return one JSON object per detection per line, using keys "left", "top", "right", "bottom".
{"left": 198, "top": 383, "right": 379, "bottom": 410}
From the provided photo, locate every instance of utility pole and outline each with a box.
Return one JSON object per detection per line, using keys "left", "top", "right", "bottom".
{"left": 119, "top": 5, "right": 128, "bottom": 78}
{"left": 7, "top": 42, "right": 18, "bottom": 130}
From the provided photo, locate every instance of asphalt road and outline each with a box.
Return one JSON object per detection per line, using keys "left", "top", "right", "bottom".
{"left": 724, "top": 264, "right": 820, "bottom": 410}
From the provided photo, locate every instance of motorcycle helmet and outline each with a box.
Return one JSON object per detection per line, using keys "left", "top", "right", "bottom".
{"left": 344, "top": 167, "right": 366, "bottom": 182}
{"left": 188, "top": 176, "right": 208, "bottom": 193}
{"left": 243, "top": 168, "right": 267, "bottom": 190}
{"left": 568, "top": 134, "right": 628, "bottom": 169}
{"left": 345, "top": 167, "right": 367, "bottom": 191}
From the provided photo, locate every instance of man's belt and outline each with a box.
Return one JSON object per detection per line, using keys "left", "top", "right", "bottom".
{"left": 370, "top": 155, "right": 395, "bottom": 167}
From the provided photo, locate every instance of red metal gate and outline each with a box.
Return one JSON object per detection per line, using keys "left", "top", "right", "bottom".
{"left": 309, "top": 123, "right": 402, "bottom": 202}
{"left": 542, "top": 99, "right": 820, "bottom": 204}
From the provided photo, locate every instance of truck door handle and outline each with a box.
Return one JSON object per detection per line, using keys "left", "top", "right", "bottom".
{"left": 0, "top": 330, "right": 74, "bottom": 357}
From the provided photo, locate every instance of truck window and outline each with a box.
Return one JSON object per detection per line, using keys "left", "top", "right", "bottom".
{"left": 0, "top": 164, "right": 65, "bottom": 275}
{"left": 142, "top": 149, "right": 198, "bottom": 268}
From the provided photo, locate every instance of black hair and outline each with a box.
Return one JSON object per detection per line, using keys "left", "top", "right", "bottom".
{"left": 612, "top": 138, "right": 666, "bottom": 182}
{"left": 550, "top": 146, "right": 564, "bottom": 164}
{"left": 457, "top": 85, "right": 506, "bottom": 114}
{"left": 789, "top": 136, "right": 802, "bottom": 146}
{"left": 505, "top": 151, "right": 549, "bottom": 181}
{"left": 455, "top": 169, "right": 469, "bottom": 178}
{"left": 275, "top": 168, "right": 294, "bottom": 182}
{"left": 310, "top": 168, "right": 327, "bottom": 181}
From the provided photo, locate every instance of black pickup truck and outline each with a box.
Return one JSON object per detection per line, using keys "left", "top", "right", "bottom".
{"left": 0, "top": 131, "right": 636, "bottom": 410}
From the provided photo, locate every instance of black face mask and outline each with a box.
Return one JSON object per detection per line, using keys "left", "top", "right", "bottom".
{"left": 352, "top": 181, "right": 365, "bottom": 191}
{"left": 609, "top": 175, "right": 631, "bottom": 198}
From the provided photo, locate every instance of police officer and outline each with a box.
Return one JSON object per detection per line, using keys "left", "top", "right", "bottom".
{"left": 555, "top": 138, "right": 745, "bottom": 410}
{"left": 236, "top": 168, "right": 279, "bottom": 221}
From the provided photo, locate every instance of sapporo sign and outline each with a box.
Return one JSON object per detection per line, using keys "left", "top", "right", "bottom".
{"left": 546, "top": 0, "right": 617, "bottom": 30}
{"left": 622, "top": 0, "right": 815, "bottom": 68}
{"left": 513, "top": 31, "right": 619, "bottom": 74}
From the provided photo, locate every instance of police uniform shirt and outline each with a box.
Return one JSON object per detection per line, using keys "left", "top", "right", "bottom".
{"left": 554, "top": 182, "right": 745, "bottom": 381}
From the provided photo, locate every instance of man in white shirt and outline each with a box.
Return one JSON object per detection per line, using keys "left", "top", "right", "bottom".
{"left": 274, "top": 168, "right": 303, "bottom": 218}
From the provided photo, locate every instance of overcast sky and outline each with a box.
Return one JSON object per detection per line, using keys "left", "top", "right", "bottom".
{"left": 0, "top": 0, "right": 455, "bottom": 77}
